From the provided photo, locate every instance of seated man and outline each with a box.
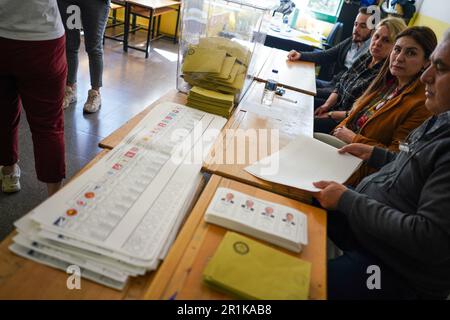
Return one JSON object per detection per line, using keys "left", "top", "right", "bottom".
{"left": 287, "top": 7, "right": 373, "bottom": 108}
{"left": 313, "top": 29, "right": 450, "bottom": 299}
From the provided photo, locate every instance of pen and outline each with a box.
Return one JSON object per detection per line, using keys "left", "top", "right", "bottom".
{"left": 276, "top": 96, "right": 298, "bottom": 104}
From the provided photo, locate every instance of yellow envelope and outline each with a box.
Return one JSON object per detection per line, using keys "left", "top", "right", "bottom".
{"left": 198, "top": 37, "right": 251, "bottom": 66}
{"left": 209, "top": 56, "right": 237, "bottom": 80}
{"left": 190, "top": 86, "right": 235, "bottom": 103}
{"left": 203, "top": 232, "right": 311, "bottom": 300}
{"left": 182, "top": 46, "right": 227, "bottom": 73}
{"left": 186, "top": 100, "right": 234, "bottom": 118}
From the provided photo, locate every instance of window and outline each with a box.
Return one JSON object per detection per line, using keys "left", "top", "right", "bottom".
{"left": 306, "top": 0, "right": 344, "bottom": 23}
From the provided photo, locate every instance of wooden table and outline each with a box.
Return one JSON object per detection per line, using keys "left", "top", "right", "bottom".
{"left": 238, "top": 81, "right": 314, "bottom": 136}
{"left": 264, "top": 28, "right": 324, "bottom": 52}
{"left": 145, "top": 175, "right": 327, "bottom": 300}
{"left": 99, "top": 82, "right": 313, "bottom": 203}
{"left": 203, "top": 82, "right": 314, "bottom": 203}
{"left": 255, "top": 48, "right": 317, "bottom": 96}
{"left": 124, "top": 0, "right": 182, "bottom": 58}
{"left": 99, "top": 89, "right": 186, "bottom": 149}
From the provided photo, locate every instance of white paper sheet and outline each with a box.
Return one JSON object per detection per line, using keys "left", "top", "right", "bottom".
{"left": 244, "top": 134, "right": 362, "bottom": 192}
{"left": 9, "top": 243, "right": 127, "bottom": 290}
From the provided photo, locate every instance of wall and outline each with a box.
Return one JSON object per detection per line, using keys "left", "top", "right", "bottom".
{"left": 412, "top": 0, "right": 450, "bottom": 42}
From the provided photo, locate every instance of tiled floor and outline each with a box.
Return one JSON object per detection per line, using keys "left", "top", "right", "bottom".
{"left": 0, "top": 34, "right": 179, "bottom": 241}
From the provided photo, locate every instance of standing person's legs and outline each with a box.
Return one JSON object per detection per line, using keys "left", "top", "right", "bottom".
{"left": 80, "top": 0, "right": 110, "bottom": 89}
{"left": 58, "top": 0, "right": 81, "bottom": 109}
{"left": 14, "top": 37, "right": 67, "bottom": 196}
{"left": 0, "top": 77, "right": 20, "bottom": 170}
{"left": 78, "top": 0, "right": 111, "bottom": 113}
{"left": 0, "top": 39, "right": 22, "bottom": 193}
{"left": 58, "top": 0, "right": 81, "bottom": 87}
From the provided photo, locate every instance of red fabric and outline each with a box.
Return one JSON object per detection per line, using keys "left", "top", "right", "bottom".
{"left": 0, "top": 36, "right": 67, "bottom": 183}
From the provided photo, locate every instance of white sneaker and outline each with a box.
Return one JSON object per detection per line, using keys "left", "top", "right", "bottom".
{"left": 63, "top": 85, "right": 77, "bottom": 109}
{"left": 0, "top": 164, "right": 21, "bottom": 193}
{"left": 83, "top": 89, "right": 101, "bottom": 113}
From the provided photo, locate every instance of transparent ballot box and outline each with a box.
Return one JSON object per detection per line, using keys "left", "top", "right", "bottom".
{"left": 177, "top": 0, "right": 275, "bottom": 113}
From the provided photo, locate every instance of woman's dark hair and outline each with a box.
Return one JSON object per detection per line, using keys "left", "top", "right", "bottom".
{"left": 395, "top": 26, "right": 437, "bottom": 60}
{"left": 355, "top": 26, "right": 438, "bottom": 100}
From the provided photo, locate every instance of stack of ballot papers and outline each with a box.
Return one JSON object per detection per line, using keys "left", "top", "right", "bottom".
{"left": 181, "top": 37, "right": 251, "bottom": 95}
{"left": 187, "top": 86, "right": 234, "bottom": 118}
{"left": 203, "top": 232, "right": 311, "bottom": 300}
{"left": 9, "top": 102, "right": 227, "bottom": 290}
{"left": 205, "top": 187, "right": 308, "bottom": 253}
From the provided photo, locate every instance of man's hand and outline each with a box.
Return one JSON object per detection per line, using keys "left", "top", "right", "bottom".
{"left": 312, "top": 181, "right": 347, "bottom": 210}
{"left": 338, "top": 143, "right": 374, "bottom": 161}
{"left": 333, "top": 126, "right": 356, "bottom": 143}
{"left": 287, "top": 50, "right": 301, "bottom": 61}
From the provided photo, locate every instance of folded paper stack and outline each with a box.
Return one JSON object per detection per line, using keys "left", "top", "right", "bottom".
{"left": 9, "top": 103, "right": 227, "bottom": 290}
{"left": 187, "top": 86, "right": 235, "bottom": 118}
{"left": 182, "top": 37, "right": 251, "bottom": 100}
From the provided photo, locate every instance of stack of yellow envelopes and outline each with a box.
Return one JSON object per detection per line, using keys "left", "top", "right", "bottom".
{"left": 182, "top": 37, "right": 251, "bottom": 96}
{"left": 187, "top": 86, "right": 234, "bottom": 118}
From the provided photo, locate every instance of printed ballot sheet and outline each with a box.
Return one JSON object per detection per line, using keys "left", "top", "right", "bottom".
{"left": 205, "top": 187, "right": 308, "bottom": 252}
{"left": 245, "top": 134, "right": 362, "bottom": 192}
{"left": 26, "top": 102, "right": 227, "bottom": 268}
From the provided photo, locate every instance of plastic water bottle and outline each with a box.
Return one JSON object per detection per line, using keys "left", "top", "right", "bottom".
{"left": 282, "top": 15, "right": 290, "bottom": 33}
{"left": 261, "top": 69, "right": 279, "bottom": 106}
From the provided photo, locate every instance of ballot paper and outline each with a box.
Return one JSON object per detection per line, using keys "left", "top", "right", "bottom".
{"left": 14, "top": 215, "right": 145, "bottom": 275}
{"left": 10, "top": 102, "right": 227, "bottom": 289}
{"left": 9, "top": 243, "right": 127, "bottom": 290}
{"left": 205, "top": 187, "right": 308, "bottom": 253}
{"left": 245, "top": 134, "right": 363, "bottom": 192}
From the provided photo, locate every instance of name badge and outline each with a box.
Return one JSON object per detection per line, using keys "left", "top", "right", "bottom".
{"left": 399, "top": 142, "right": 410, "bottom": 153}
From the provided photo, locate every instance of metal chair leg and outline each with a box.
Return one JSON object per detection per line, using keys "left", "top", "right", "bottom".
{"left": 145, "top": 10, "right": 154, "bottom": 58}
{"left": 174, "top": 6, "right": 180, "bottom": 44}
{"left": 157, "top": 15, "right": 161, "bottom": 38}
